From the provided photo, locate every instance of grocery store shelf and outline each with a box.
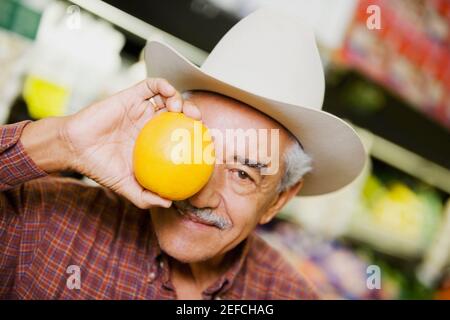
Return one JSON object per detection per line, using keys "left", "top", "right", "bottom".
{"left": 69, "top": 0, "right": 208, "bottom": 65}
{"left": 356, "top": 126, "right": 450, "bottom": 194}
{"left": 418, "top": 200, "right": 450, "bottom": 286}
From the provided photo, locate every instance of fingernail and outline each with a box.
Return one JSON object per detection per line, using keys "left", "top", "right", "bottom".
{"left": 172, "top": 100, "right": 182, "bottom": 111}
{"left": 193, "top": 107, "right": 202, "bottom": 120}
{"left": 161, "top": 200, "right": 172, "bottom": 208}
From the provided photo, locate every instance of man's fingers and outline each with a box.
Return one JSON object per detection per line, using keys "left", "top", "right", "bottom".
{"left": 120, "top": 179, "right": 172, "bottom": 209}
{"left": 165, "top": 90, "right": 183, "bottom": 113}
{"left": 128, "top": 99, "right": 156, "bottom": 137}
{"left": 129, "top": 78, "right": 201, "bottom": 121}
{"left": 139, "top": 189, "right": 172, "bottom": 209}
{"left": 134, "top": 78, "right": 183, "bottom": 113}
{"left": 150, "top": 94, "right": 166, "bottom": 111}
{"left": 182, "top": 100, "right": 202, "bottom": 120}
{"left": 133, "top": 78, "right": 176, "bottom": 101}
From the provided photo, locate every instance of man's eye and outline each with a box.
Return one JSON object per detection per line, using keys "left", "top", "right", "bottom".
{"left": 231, "top": 169, "right": 253, "bottom": 182}
{"left": 237, "top": 170, "right": 250, "bottom": 180}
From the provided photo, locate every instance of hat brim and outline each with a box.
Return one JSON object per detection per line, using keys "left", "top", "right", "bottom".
{"left": 144, "top": 40, "right": 366, "bottom": 196}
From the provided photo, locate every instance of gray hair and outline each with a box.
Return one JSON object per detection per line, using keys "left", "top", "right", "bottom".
{"left": 182, "top": 90, "right": 312, "bottom": 192}
{"left": 278, "top": 139, "right": 312, "bottom": 192}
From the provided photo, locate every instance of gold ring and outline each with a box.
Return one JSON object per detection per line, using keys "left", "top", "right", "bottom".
{"left": 149, "top": 96, "right": 165, "bottom": 112}
{"left": 149, "top": 97, "right": 157, "bottom": 110}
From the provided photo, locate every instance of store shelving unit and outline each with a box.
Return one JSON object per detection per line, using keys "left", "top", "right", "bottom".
{"left": 70, "top": 0, "right": 208, "bottom": 65}
{"left": 418, "top": 200, "right": 450, "bottom": 286}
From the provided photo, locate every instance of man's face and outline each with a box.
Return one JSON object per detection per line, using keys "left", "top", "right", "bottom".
{"left": 151, "top": 92, "right": 294, "bottom": 263}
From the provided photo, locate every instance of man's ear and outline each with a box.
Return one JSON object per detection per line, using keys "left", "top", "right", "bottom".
{"left": 259, "top": 180, "right": 304, "bottom": 225}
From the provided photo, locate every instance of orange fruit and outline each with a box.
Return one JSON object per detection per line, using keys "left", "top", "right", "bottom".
{"left": 133, "top": 112, "right": 215, "bottom": 200}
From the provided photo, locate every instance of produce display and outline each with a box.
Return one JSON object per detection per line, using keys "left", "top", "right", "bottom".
{"left": 339, "top": 0, "right": 450, "bottom": 129}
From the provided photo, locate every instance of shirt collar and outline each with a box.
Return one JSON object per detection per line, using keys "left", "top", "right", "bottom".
{"left": 203, "top": 235, "right": 253, "bottom": 297}
{"left": 147, "top": 229, "right": 253, "bottom": 298}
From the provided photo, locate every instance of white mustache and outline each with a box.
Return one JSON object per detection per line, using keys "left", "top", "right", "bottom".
{"left": 173, "top": 201, "right": 232, "bottom": 230}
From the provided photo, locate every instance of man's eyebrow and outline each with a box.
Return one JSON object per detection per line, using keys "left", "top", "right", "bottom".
{"left": 233, "top": 156, "right": 268, "bottom": 169}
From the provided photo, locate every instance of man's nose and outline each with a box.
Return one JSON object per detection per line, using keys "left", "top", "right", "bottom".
{"left": 188, "top": 166, "right": 222, "bottom": 209}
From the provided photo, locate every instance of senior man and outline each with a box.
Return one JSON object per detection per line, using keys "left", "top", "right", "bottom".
{"left": 0, "top": 9, "right": 365, "bottom": 299}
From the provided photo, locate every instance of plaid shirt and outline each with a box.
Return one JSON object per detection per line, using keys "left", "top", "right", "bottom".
{"left": 0, "top": 121, "right": 318, "bottom": 300}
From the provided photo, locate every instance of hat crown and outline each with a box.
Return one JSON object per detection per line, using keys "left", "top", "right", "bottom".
{"left": 201, "top": 8, "right": 325, "bottom": 109}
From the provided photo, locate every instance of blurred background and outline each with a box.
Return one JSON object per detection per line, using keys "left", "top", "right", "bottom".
{"left": 1, "top": 0, "right": 449, "bottom": 299}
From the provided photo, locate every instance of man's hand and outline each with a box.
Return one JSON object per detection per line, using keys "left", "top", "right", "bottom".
{"left": 21, "top": 78, "right": 200, "bottom": 209}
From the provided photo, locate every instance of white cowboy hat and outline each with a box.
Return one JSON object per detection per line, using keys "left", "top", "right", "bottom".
{"left": 144, "top": 8, "right": 366, "bottom": 196}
